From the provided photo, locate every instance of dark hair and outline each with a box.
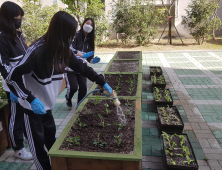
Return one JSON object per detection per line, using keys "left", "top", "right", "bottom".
{"left": 0, "top": 1, "right": 24, "bottom": 39}
{"left": 79, "top": 18, "right": 95, "bottom": 51}
{"left": 41, "top": 11, "right": 78, "bottom": 72}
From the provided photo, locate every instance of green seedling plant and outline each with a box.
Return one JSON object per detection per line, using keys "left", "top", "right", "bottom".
{"left": 159, "top": 75, "right": 165, "bottom": 84}
{"left": 114, "top": 133, "right": 123, "bottom": 146}
{"left": 104, "top": 103, "right": 111, "bottom": 114}
{"left": 170, "top": 159, "right": 176, "bottom": 165}
{"left": 124, "top": 109, "right": 132, "bottom": 115}
{"left": 75, "top": 118, "right": 86, "bottom": 128}
{"left": 152, "top": 73, "right": 157, "bottom": 84}
{"left": 93, "top": 133, "right": 107, "bottom": 147}
{"left": 98, "top": 114, "right": 105, "bottom": 128}
{"left": 66, "top": 136, "right": 80, "bottom": 146}
{"left": 113, "top": 122, "right": 126, "bottom": 130}
{"left": 125, "top": 100, "right": 132, "bottom": 107}
{"left": 126, "top": 87, "right": 134, "bottom": 95}
{"left": 92, "top": 96, "right": 100, "bottom": 105}
{"left": 165, "top": 95, "right": 172, "bottom": 102}
{"left": 84, "top": 107, "right": 92, "bottom": 114}
{"left": 165, "top": 150, "right": 173, "bottom": 156}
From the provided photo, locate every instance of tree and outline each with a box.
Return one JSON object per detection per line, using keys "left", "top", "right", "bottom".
{"left": 20, "top": 0, "right": 58, "bottom": 43}
{"left": 181, "top": 0, "right": 221, "bottom": 45}
{"left": 83, "top": 1, "right": 110, "bottom": 45}
{"left": 111, "top": 0, "right": 165, "bottom": 45}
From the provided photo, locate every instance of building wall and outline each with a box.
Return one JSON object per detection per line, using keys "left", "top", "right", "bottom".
{"left": 0, "top": 0, "right": 66, "bottom": 8}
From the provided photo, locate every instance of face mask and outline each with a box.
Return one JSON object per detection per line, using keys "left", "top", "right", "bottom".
{"left": 83, "top": 24, "right": 93, "bottom": 33}
{"left": 14, "top": 19, "right": 22, "bottom": 29}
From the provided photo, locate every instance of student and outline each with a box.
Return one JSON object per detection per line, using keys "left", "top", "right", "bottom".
{"left": 0, "top": 1, "right": 32, "bottom": 160}
{"left": 6, "top": 11, "right": 112, "bottom": 170}
{"left": 65, "top": 18, "right": 100, "bottom": 109}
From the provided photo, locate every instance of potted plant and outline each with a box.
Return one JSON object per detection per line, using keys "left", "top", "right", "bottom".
{"left": 156, "top": 105, "right": 184, "bottom": 134}
{"left": 153, "top": 87, "right": 173, "bottom": 106}
{"left": 150, "top": 66, "right": 163, "bottom": 76}
{"left": 162, "top": 132, "right": 199, "bottom": 170}
{"left": 151, "top": 74, "right": 166, "bottom": 89}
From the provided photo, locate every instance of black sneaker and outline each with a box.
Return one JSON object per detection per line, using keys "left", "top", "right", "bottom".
{"left": 65, "top": 95, "right": 72, "bottom": 109}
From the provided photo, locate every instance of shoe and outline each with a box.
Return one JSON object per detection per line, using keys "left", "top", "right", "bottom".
{"left": 14, "top": 148, "right": 33, "bottom": 160}
{"left": 65, "top": 95, "right": 72, "bottom": 110}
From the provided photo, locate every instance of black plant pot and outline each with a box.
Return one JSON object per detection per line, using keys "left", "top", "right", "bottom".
{"left": 150, "top": 66, "right": 163, "bottom": 76}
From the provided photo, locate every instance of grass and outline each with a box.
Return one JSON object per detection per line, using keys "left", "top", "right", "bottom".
{"left": 95, "top": 36, "right": 222, "bottom": 52}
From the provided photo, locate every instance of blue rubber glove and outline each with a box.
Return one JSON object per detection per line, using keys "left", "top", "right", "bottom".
{"left": 82, "top": 51, "right": 95, "bottom": 58}
{"left": 30, "top": 98, "right": 47, "bottom": 114}
{"left": 10, "top": 91, "right": 18, "bottom": 103}
{"left": 92, "top": 56, "right": 100, "bottom": 64}
{"left": 103, "top": 83, "right": 112, "bottom": 95}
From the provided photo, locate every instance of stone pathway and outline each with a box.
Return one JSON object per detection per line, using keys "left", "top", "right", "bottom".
{"left": 0, "top": 51, "right": 222, "bottom": 170}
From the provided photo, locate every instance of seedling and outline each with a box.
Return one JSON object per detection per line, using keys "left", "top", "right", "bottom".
{"left": 93, "top": 133, "right": 107, "bottom": 147}
{"left": 126, "top": 87, "right": 134, "bottom": 95}
{"left": 104, "top": 103, "right": 111, "bottom": 114}
{"left": 124, "top": 109, "right": 132, "bottom": 115}
{"left": 170, "top": 159, "right": 176, "bottom": 165}
{"left": 66, "top": 136, "right": 80, "bottom": 146}
{"left": 84, "top": 107, "right": 92, "bottom": 114}
{"left": 75, "top": 118, "right": 87, "bottom": 128}
{"left": 165, "top": 95, "right": 172, "bottom": 102}
{"left": 92, "top": 96, "right": 100, "bottom": 105}
{"left": 98, "top": 114, "right": 105, "bottom": 128}
{"left": 124, "top": 100, "right": 132, "bottom": 107}
{"left": 165, "top": 150, "right": 173, "bottom": 156}
{"left": 114, "top": 133, "right": 123, "bottom": 146}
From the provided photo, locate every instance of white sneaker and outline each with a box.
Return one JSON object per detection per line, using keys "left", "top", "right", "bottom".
{"left": 14, "top": 148, "right": 33, "bottom": 160}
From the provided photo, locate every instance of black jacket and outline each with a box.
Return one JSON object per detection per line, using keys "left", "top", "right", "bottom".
{"left": 6, "top": 39, "right": 105, "bottom": 111}
{"left": 0, "top": 31, "right": 27, "bottom": 79}
{"left": 0, "top": 31, "right": 28, "bottom": 92}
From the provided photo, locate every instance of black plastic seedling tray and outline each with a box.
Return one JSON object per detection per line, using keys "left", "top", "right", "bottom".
{"left": 156, "top": 105, "right": 184, "bottom": 134}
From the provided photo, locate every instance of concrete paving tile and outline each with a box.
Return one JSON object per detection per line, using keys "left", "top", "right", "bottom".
{"left": 207, "top": 139, "right": 221, "bottom": 149}
{"left": 197, "top": 160, "right": 208, "bottom": 166}
{"left": 142, "top": 156, "right": 162, "bottom": 162}
{"left": 208, "top": 160, "right": 222, "bottom": 170}
{"left": 0, "top": 151, "right": 13, "bottom": 161}
{"left": 205, "top": 154, "right": 222, "bottom": 160}
{"left": 202, "top": 148, "right": 222, "bottom": 154}
{"left": 198, "top": 166, "right": 211, "bottom": 170}
{"left": 141, "top": 161, "right": 164, "bottom": 169}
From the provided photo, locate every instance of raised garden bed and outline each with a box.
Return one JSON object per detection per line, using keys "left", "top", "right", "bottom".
{"left": 115, "top": 51, "right": 141, "bottom": 60}
{"left": 162, "top": 132, "right": 198, "bottom": 170}
{"left": 90, "top": 73, "right": 142, "bottom": 98}
{"left": 153, "top": 87, "right": 173, "bottom": 106}
{"left": 107, "top": 60, "right": 141, "bottom": 73}
{"left": 156, "top": 106, "right": 184, "bottom": 134}
{"left": 151, "top": 74, "right": 166, "bottom": 90}
{"left": 150, "top": 66, "right": 163, "bottom": 76}
{"left": 48, "top": 98, "right": 142, "bottom": 170}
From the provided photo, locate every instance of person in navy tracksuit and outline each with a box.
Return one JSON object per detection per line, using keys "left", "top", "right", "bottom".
{"left": 6, "top": 11, "right": 112, "bottom": 170}
{"left": 0, "top": 1, "right": 32, "bottom": 160}
{"left": 65, "top": 18, "right": 101, "bottom": 109}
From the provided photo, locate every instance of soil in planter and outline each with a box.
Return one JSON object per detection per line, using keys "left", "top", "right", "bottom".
{"left": 115, "top": 52, "right": 140, "bottom": 59}
{"left": 163, "top": 133, "right": 198, "bottom": 168}
{"left": 60, "top": 99, "right": 135, "bottom": 154}
{"left": 157, "top": 107, "right": 182, "bottom": 125}
{"left": 108, "top": 60, "right": 139, "bottom": 72}
{"left": 93, "top": 74, "right": 138, "bottom": 96}
{"left": 154, "top": 88, "right": 173, "bottom": 103}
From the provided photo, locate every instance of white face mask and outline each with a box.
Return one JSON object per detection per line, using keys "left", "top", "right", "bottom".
{"left": 83, "top": 24, "right": 93, "bottom": 33}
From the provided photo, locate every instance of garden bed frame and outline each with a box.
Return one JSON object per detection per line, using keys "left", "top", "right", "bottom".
{"left": 48, "top": 97, "right": 142, "bottom": 170}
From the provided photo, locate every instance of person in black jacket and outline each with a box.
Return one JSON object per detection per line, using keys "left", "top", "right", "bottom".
{"left": 0, "top": 1, "right": 33, "bottom": 160}
{"left": 6, "top": 11, "right": 112, "bottom": 170}
{"left": 65, "top": 18, "right": 100, "bottom": 109}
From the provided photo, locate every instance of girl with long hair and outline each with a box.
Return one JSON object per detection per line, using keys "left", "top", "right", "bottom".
{"left": 0, "top": 1, "right": 32, "bottom": 160}
{"left": 65, "top": 18, "right": 101, "bottom": 108}
{"left": 6, "top": 11, "right": 112, "bottom": 170}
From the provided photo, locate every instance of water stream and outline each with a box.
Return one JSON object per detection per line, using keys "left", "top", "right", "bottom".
{"left": 116, "top": 106, "right": 126, "bottom": 124}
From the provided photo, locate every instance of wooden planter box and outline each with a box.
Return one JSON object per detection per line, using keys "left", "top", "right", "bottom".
{"left": 156, "top": 106, "right": 184, "bottom": 134}
{"left": 88, "top": 73, "right": 142, "bottom": 98}
{"left": 48, "top": 97, "right": 142, "bottom": 170}
{"left": 153, "top": 88, "right": 173, "bottom": 106}
{"left": 162, "top": 133, "right": 199, "bottom": 170}
{"left": 151, "top": 75, "right": 166, "bottom": 90}
{"left": 0, "top": 102, "right": 11, "bottom": 154}
{"left": 114, "top": 51, "right": 142, "bottom": 60}
{"left": 150, "top": 66, "right": 163, "bottom": 76}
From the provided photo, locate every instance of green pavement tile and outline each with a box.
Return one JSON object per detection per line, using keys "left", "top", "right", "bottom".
{"left": 184, "top": 130, "right": 196, "bottom": 138}
{"left": 217, "top": 138, "right": 222, "bottom": 144}
{"left": 203, "top": 116, "right": 215, "bottom": 123}
{"left": 180, "top": 115, "right": 189, "bottom": 122}
{"left": 142, "top": 112, "right": 149, "bottom": 121}
{"left": 193, "top": 148, "right": 205, "bottom": 160}
{"left": 142, "top": 128, "right": 150, "bottom": 136}
{"left": 58, "top": 113, "right": 69, "bottom": 119}
{"left": 191, "top": 142, "right": 201, "bottom": 148}
{"left": 149, "top": 115, "right": 156, "bottom": 121}
{"left": 152, "top": 145, "right": 162, "bottom": 156}
{"left": 142, "top": 136, "right": 161, "bottom": 145}
{"left": 142, "top": 145, "right": 152, "bottom": 156}
{"left": 150, "top": 128, "right": 159, "bottom": 136}
{"left": 0, "top": 162, "right": 32, "bottom": 170}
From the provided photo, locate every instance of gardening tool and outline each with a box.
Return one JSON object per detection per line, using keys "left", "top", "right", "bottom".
{"left": 102, "top": 89, "right": 121, "bottom": 107}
